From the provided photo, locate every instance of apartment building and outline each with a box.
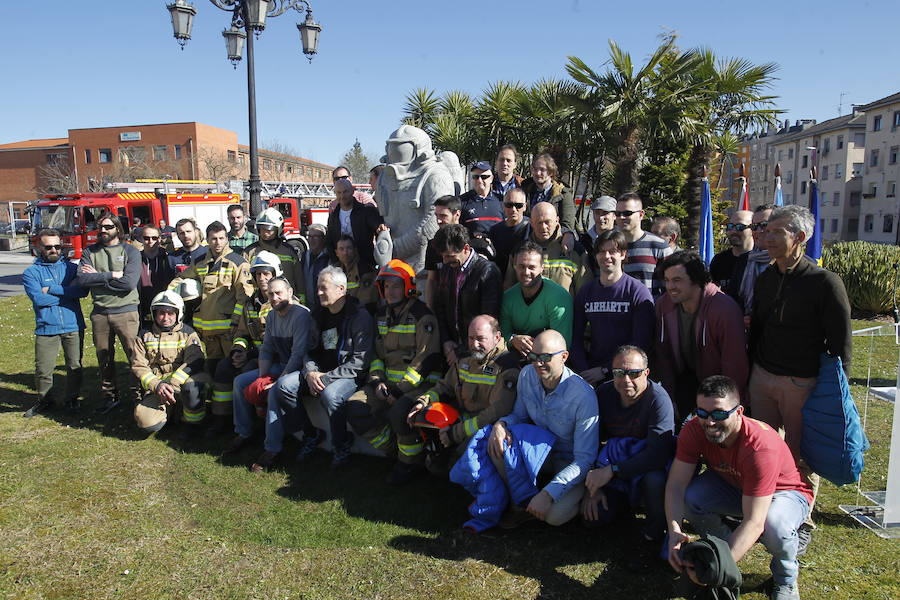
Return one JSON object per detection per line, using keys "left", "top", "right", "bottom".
{"left": 856, "top": 92, "right": 900, "bottom": 244}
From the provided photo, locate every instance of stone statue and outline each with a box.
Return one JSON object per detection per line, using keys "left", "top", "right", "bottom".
{"left": 376, "top": 125, "right": 454, "bottom": 273}
{"left": 438, "top": 150, "right": 466, "bottom": 196}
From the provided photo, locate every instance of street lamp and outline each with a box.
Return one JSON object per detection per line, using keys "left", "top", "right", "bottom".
{"left": 165, "top": 0, "right": 322, "bottom": 215}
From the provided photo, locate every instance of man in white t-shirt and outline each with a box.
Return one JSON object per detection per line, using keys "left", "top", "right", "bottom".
{"left": 325, "top": 178, "right": 383, "bottom": 275}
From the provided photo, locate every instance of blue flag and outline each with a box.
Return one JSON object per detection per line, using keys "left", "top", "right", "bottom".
{"left": 774, "top": 176, "right": 783, "bottom": 207}
{"left": 699, "top": 177, "right": 714, "bottom": 265}
{"left": 806, "top": 178, "right": 822, "bottom": 264}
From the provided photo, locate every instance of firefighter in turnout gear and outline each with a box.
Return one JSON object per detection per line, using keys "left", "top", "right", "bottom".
{"left": 346, "top": 260, "right": 443, "bottom": 485}
{"left": 243, "top": 207, "right": 306, "bottom": 304}
{"left": 335, "top": 234, "right": 379, "bottom": 308}
{"left": 209, "top": 250, "right": 285, "bottom": 435}
{"left": 168, "top": 221, "right": 253, "bottom": 372}
{"left": 132, "top": 290, "right": 209, "bottom": 437}
{"left": 408, "top": 314, "right": 520, "bottom": 474}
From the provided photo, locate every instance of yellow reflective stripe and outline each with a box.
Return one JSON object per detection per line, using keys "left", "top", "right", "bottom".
{"left": 211, "top": 390, "right": 231, "bottom": 403}
{"left": 169, "top": 368, "right": 189, "bottom": 385}
{"left": 385, "top": 369, "right": 405, "bottom": 383}
{"left": 143, "top": 339, "right": 188, "bottom": 350}
{"left": 192, "top": 318, "right": 232, "bottom": 331}
{"left": 427, "top": 372, "right": 441, "bottom": 383}
{"left": 463, "top": 416, "right": 480, "bottom": 437}
{"left": 398, "top": 441, "right": 424, "bottom": 456}
{"left": 274, "top": 253, "right": 296, "bottom": 263}
{"left": 233, "top": 303, "right": 244, "bottom": 316}
{"left": 403, "top": 366, "right": 422, "bottom": 386}
{"left": 370, "top": 425, "right": 392, "bottom": 449}
{"left": 347, "top": 281, "right": 360, "bottom": 290}
{"left": 424, "top": 390, "right": 439, "bottom": 404}
{"left": 377, "top": 321, "right": 416, "bottom": 336}
{"left": 182, "top": 407, "right": 206, "bottom": 422}
{"left": 233, "top": 338, "right": 249, "bottom": 349}
{"left": 545, "top": 258, "right": 578, "bottom": 270}
{"left": 196, "top": 267, "right": 209, "bottom": 276}
{"left": 458, "top": 368, "right": 497, "bottom": 385}
{"left": 139, "top": 372, "right": 158, "bottom": 390}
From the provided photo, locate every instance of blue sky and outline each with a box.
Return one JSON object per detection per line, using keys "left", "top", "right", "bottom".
{"left": 2, "top": 0, "right": 898, "bottom": 167}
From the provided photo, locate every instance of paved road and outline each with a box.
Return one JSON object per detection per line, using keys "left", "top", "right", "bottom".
{"left": 0, "top": 249, "right": 34, "bottom": 297}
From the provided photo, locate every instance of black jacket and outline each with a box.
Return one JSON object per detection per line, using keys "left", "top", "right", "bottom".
{"left": 325, "top": 199, "right": 383, "bottom": 274}
{"left": 433, "top": 251, "right": 502, "bottom": 345}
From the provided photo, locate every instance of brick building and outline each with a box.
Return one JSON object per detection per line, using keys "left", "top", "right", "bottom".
{"left": 0, "top": 121, "right": 333, "bottom": 205}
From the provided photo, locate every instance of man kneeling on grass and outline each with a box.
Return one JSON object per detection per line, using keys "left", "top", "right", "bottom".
{"left": 665, "top": 375, "right": 813, "bottom": 600}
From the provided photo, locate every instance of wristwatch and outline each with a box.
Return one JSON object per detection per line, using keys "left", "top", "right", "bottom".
{"left": 610, "top": 464, "right": 620, "bottom": 475}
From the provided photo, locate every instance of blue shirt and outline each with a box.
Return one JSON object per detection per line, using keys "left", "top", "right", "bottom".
{"left": 501, "top": 365, "right": 599, "bottom": 500}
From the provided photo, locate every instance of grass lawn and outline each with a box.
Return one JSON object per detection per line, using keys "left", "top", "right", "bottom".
{"left": 1, "top": 295, "right": 898, "bottom": 599}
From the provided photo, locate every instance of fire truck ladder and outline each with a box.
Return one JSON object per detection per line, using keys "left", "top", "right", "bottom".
{"left": 260, "top": 181, "right": 335, "bottom": 198}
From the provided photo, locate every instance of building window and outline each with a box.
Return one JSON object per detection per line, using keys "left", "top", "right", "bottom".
{"left": 153, "top": 145, "right": 167, "bottom": 161}
{"left": 802, "top": 155, "right": 808, "bottom": 168}
{"left": 46, "top": 153, "right": 66, "bottom": 165}
{"left": 824, "top": 138, "right": 830, "bottom": 153}
{"left": 837, "top": 135, "right": 844, "bottom": 149}
{"left": 833, "top": 191, "right": 841, "bottom": 206}
{"left": 869, "top": 183, "right": 879, "bottom": 197}
{"left": 286, "top": 165, "right": 293, "bottom": 174}
{"left": 874, "top": 115, "right": 883, "bottom": 131}
{"left": 263, "top": 159, "right": 272, "bottom": 170}
{"left": 835, "top": 163, "right": 843, "bottom": 179}
{"left": 864, "top": 214, "right": 874, "bottom": 232}
{"left": 84, "top": 149, "right": 92, "bottom": 164}
{"left": 831, "top": 219, "right": 838, "bottom": 233}
{"left": 118, "top": 146, "right": 146, "bottom": 164}
{"left": 853, "top": 132, "right": 866, "bottom": 147}
{"left": 894, "top": 111, "right": 900, "bottom": 129}
{"left": 227, "top": 150, "right": 237, "bottom": 163}
{"left": 871, "top": 149, "right": 880, "bottom": 167}
{"left": 889, "top": 181, "right": 897, "bottom": 198}
{"left": 884, "top": 214, "right": 894, "bottom": 233}
{"left": 853, "top": 162, "right": 864, "bottom": 177}
{"left": 850, "top": 192, "right": 861, "bottom": 206}
{"left": 173, "top": 145, "right": 182, "bottom": 159}
{"left": 238, "top": 154, "right": 245, "bottom": 166}
{"left": 777, "top": 149, "right": 783, "bottom": 161}
{"left": 99, "top": 148, "right": 112, "bottom": 163}
{"left": 788, "top": 148, "right": 794, "bottom": 159}
{"left": 801, "top": 181, "right": 807, "bottom": 194}
{"left": 891, "top": 146, "right": 899, "bottom": 165}
{"left": 821, "top": 165, "right": 828, "bottom": 180}
{"left": 786, "top": 171, "right": 793, "bottom": 184}
{"left": 820, "top": 191, "right": 827, "bottom": 205}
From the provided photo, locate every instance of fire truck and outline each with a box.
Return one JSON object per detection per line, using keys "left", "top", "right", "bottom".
{"left": 262, "top": 182, "right": 372, "bottom": 239}
{"left": 32, "top": 190, "right": 240, "bottom": 259}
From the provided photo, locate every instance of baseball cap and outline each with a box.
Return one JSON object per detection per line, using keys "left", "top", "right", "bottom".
{"left": 471, "top": 160, "right": 492, "bottom": 172}
{"left": 591, "top": 195, "right": 617, "bottom": 212}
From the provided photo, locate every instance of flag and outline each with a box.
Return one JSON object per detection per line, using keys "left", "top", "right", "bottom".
{"left": 699, "top": 176, "right": 714, "bottom": 265}
{"left": 738, "top": 178, "right": 750, "bottom": 211}
{"left": 806, "top": 177, "right": 822, "bottom": 265}
{"left": 774, "top": 175, "right": 783, "bottom": 207}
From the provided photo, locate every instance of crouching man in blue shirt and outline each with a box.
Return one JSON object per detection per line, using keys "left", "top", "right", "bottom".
{"left": 488, "top": 329, "right": 599, "bottom": 527}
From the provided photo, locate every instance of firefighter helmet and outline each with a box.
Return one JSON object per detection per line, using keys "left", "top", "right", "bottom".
{"left": 375, "top": 259, "right": 417, "bottom": 298}
{"left": 250, "top": 250, "right": 283, "bottom": 278}
{"left": 412, "top": 402, "right": 460, "bottom": 430}
{"left": 255, "top": 207, "right": 284, "bottom": 235}
{"left": 150, "top": 290, "right": 185, "bottom": 323}
{"left": 177, "top": 278, "right": 201, "bottom": 301}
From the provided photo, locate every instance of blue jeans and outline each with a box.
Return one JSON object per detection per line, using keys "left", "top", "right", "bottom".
{"left": 684, "top": 470, "right": 810, "bottom": 585}
{"left": 275, "top": 372, "right": 358, "bottom": 451}
{"left": 232, "top": 364, "right": 284, "bottom": 439}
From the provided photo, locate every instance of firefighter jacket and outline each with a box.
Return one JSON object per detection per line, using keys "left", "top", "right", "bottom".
{"left": 244, "top": 239, "right": 305, "bottom": 304}
{"left": 132, "top": 321, "right": 205, "bottom": 393}
{"left": 503, "top": 227, "right": 588, "bottom": 294}
{"left": 232, "top": 291, "right": 302, "bottom": 353}
{"left": 368, "top": 297, "right": 442, "bottom": 398}
{"left": 342, "top": 261, "right": 379, "bottom": 307}
{"left": 421, "top": 339, "right": 520, "bottom": 445}
{"left": 168, "top": 250, "right": 253, "bottom": 336}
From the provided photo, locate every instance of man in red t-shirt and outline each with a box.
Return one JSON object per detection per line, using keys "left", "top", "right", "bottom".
{"left": 665, "top": 376, "right": 812, "bottom": 600}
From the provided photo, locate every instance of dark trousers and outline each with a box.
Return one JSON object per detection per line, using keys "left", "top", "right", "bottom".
{"left": 584, "top": 469, "right": 668, "bottom": 541}
{"left": 90, "top": 311, "right": 140, "bottom": 399}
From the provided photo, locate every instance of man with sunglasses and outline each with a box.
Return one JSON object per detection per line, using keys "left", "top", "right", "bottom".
{"left": 709, "top": 210, "right": 753, "bottom": 293}
{"left": 23, "top": 229, "right": 88, "bottom": 416}
{"left": 137, "top": 225, "right": 174, "bottom": 327}
{"left": 327, "top": 165, "right": 376, "bottom": 210}
{"left": 489, "top": 329, "right": 598, "bottom": 527}
{"left": 666, "top": 375, "right": 813, "bottom": 600}
{"left": 583, "top": 346, "right": 674, "bottom": 542}
{"left": 460, "top": 161, "right": 503, "bottom": 236}
{"left": 729, "top": 204, "right": 774, "bottom": 317}
{"left": 76, "top": 212, "right": 143, "bottom": 413}
{"left": 615, "top": 192, "right": 673, "bottom": 297}
{"left": 488, "top": 188, "right": 530, "bottom": 279}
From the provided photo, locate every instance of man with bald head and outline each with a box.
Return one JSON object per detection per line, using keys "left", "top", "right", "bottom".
{"left": 503, "top": 202, "right": 588, "bottom": 294}
{"left": 325, "top": 177, "right": 383, "bottom": 275}
{"left": 489, "top": 329, "right": 599, "bottom": 527}
{"left": 709, "top": 210, "right": 753, "bottom": 294}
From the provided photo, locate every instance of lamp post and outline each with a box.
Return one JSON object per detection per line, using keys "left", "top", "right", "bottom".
{"left": 166, "top": 0, "right": 322, "bottom": 216}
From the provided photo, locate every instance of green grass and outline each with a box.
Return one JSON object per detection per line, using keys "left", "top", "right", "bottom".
{"left": 1, "top": 297, "right": 898, "bottom": 599}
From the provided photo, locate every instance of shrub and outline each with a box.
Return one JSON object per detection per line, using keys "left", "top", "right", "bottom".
{"left": 823, "top": 241, "right": 900, "bottom": 313}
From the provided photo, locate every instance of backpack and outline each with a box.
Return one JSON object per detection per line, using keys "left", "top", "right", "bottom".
{"left": 800, "top": 354, "right": 869, "bottom": 486}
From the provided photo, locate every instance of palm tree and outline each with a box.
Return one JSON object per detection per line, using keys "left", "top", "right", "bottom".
{"left": 402, "top": 88, "right": 442, "bottom": 136}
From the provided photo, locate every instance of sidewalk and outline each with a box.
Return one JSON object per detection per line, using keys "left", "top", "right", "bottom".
{"left": 0, "top": 249, "right": 34, "bottom": 265}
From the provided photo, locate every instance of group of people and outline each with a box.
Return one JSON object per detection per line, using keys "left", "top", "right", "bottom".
{"left": 22, "top": 151, "right": 852, "bottom": 600}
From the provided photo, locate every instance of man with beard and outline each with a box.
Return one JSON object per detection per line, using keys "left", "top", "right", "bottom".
{"left": 334, "top": 235, "right": 378, "bottom": 308}
{"left": 709, "top": 210, "right": 753, "bottom": 294}
{"left": 76, "top": 212, "right": 142, "bottom": 413}
{"left": 666, "top": 375, "right": 813, "bottom": 600}
{"left": 500, "top": 241, "right": 573, "bottom": 356}
{"left": 424, "top": 194, "right": 462, "bottom": 309}
{"left": 23, "top": 229, "right": 88, "bottom": 416}
{"left": 488, "top": 188, "right": 531, "bottom": 280}
{"left": 137, "top": 225, "right": 173, "bottom": 327}
{"left": 226, "top": 204, "right": 258, "bottom": 254}
{"left": 167, "top": 218, "right": 207, "bottom": 271}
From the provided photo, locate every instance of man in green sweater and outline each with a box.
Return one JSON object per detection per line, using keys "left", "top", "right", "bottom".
{"left": 76, "top": 212, "right": 143, "bottom": 413}
{"left": 500, "top": 240, "right": 573, "bottom": 358}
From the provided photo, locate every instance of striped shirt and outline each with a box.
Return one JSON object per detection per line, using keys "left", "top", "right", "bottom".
{"left": 623, "top": 232, "right": 673, "bottom": 298}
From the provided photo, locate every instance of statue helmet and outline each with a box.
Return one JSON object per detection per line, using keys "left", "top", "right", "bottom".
{"left": 385, "top": 125, "right": 434, "bottom": 164}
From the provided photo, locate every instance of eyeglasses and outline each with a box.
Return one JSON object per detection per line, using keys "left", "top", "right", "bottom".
{"left": 472, "top": 174, "right": 492, "bottom": 181}
{"left": 611, "top": 367, "right": 646, "bottom": 379}
{"left": 100, "top": 224, "right": 117, "bottom": 231}
{"left": 614, "top": 210, "right": 639, "bottom": 218}
{"left": 526, "top": 349, "right": 565, "bottom": 363}
{"left": 333, "top": 175, "right": 350, "bottom": 181}
{"left": 695, "top": 405, "right": 740, "bottom": 422}
{"left": 43, "top": 244, "right": 62, "bottom": 250}
{"left": 143, "top": 236, "right": 160, "bottom": 241}
{"left": 750, "top": 221, "right": 768, "bottom": 231}
{"left": 725, "top": 223, "right": 751, "bottom": 232}
{"left": 504, "top": 202, "right": 525, "bottom": 209}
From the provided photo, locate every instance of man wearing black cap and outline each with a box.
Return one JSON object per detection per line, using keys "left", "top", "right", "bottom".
{"left": 459, "top": 161, "right": 504, "bottom": 236}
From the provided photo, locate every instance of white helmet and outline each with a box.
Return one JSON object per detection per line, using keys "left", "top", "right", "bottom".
{"left": 255, "top": 207, "right": 284, "bottom": 235}
{"left": 178, "top": 279, "right": 201, "bottom": 301}
{"left": 250, "top": 250, "right": 283, "bottom": 278}
{"left": 151, "top": 290, "right": 185, "bottom": 323}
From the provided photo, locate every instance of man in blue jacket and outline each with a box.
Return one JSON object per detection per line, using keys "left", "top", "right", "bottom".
{"left": 489, "top": 329, "right": 599, "bottom": 527}
{"left": 23, "top": 228, "right": 88, "bottom": 416}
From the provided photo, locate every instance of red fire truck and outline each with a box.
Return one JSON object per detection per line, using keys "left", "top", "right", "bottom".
{"left": 266, "top": 184, "right": 372, "bottom": 239}
{"left": 32, "top": 191, "right": 240, "bottom": 259}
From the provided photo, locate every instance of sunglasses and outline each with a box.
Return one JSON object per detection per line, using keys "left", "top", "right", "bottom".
{"left": 143, "top": 235, "right": 160, "bottom": 241}
{"left": 695, "top": 405, "right": 740, "bottom": 422}
{"left": 100, "top": 224, "right": 117, "bottom": 231}
{"left": 333, "top": 175, "right": 350, "bottom": 181}
{"left": 750, "top": 221, "right": 768, "bottom": 231}
{"left": 726, "top": 223, "right": 751, "bottom": 232}
{"left": 614, "top": 210, "right": 639, "bottom": 218}
{"left": 43, "top": 244, "right": 62, "bottom": 250}
{"left": 612, "top": 367, "right": 646, "bottom": 379}
{"left": 472, "top": 174, "right": 492, "bottom": 181}
{"left": 526, "top": 349, "right": 565, "bottom": 363}
{"left": 504, "top": 202, "right": 525, "bottom": 209}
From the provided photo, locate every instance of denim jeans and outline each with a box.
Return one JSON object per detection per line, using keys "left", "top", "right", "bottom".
{"left": 232, "top": 364, "right": 283, "bottom": 439}
{"left": 684, "top": 470, "right": 810, "bottom": 585}
{"left": 275, "top": 372, "right": 358, "bottom": 451}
